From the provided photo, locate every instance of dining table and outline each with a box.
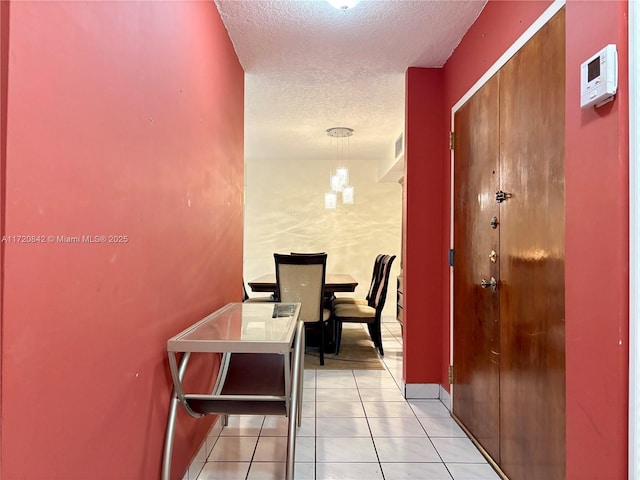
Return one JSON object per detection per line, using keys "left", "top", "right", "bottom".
{"left": 247, "top": 273, "right": 358, "bottom": 294}
{"left": 247, "top": 273, "right": 358, "bottom": 352}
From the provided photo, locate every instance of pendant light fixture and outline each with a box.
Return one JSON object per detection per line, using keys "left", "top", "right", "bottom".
{"left": 324, "top": 127, "right": 355, "bottom": 209}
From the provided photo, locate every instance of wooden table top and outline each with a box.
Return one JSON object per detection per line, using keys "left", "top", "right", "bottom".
{"left": 248, "top": 273, "right": 358, "bottom": 293}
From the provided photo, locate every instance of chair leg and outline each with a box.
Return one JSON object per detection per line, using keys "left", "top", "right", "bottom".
{"left": 334, "top": 321, "right": 343, "bottom": 354}
{"left": 319, "top": 323, "right": 325, "bottom": 366}
{"left": 376, "top": 324, "right": 384, "bottom": 356}
{"left": 367, "top": 322, "right": 384, "bottom": 356}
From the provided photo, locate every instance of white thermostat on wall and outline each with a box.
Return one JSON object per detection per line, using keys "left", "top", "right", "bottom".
{"left": 580, "top": 44, "right": 618, "bottom": 108}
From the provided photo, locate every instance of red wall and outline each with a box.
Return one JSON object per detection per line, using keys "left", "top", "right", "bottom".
{"left": 1, "top": 2, "right": 244, "bottom": 479}
{"left": 565, "top": 1, "right": 629, "bottom": 478}
{"left": 405, "top": 0, "right": 629, "bottom": 478}
{"left": 403, "top": 68, "right": 445, "bottom": 384}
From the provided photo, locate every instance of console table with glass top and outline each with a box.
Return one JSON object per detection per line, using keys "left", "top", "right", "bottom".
{"left": 161, "top": 302, "right": 303, "bottom": 480}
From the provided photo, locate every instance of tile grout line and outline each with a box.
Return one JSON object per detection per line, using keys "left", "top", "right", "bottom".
{"left": 356, "top": 368, "right": 388, "bottom": 480}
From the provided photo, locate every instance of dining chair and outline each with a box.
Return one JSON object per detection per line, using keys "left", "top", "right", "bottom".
{"left": 274, "top": 253, "right": 330, "bottom": 365}
{"left": 333, "top": 254, "right": 384, "bottom": 306}
{"left": 332, "top": 254, "right": 396, "bottom": 356}
{"left": 290, "top": 252, "right": 336, "bottom": 309}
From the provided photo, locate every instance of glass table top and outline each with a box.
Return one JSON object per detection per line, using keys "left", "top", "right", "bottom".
{"left": 167, "top": 302, "right": 301, "bottom": 354}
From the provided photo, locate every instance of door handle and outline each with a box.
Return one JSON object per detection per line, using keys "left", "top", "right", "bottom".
{"left": 481, "top": 277, "right": 498, "bottom": 292}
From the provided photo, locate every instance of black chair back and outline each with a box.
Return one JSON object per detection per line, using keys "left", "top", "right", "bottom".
{"left": 371, "top": 255, "right": 397, "bottom": 313}
{"left": 365, "top": 254, "right": 385, "bottom": 306}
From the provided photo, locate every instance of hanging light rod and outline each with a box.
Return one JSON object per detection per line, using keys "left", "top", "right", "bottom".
{"left": 327, "top": 127, "right": 354, "bottom": 138}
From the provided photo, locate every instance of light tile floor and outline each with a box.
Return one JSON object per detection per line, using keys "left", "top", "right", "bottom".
{"left": 183, "top": 319, "right": 501, "bottom": 480}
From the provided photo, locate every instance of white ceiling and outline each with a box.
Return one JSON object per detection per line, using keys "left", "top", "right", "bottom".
{"left": 214, "top": 0, "right": 486, "bottom": 170}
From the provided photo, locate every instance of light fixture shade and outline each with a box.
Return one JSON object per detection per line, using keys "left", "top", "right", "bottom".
{"left": 335, "top": 167, "right": 349, "bottom": 186}
{"left": 324, "top": 192, "right": 337, "bottom": 210}
{"left": 328, "top": 0, "right": 360, "bottom": 10}
{"left": 342, "top": 185, "right": 354, "bottom": 204}
{"left": 331, "top": 174, "right": 345, "bottom": 192}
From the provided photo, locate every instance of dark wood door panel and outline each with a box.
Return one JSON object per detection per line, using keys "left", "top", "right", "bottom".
{"left": 498, "top": 8, "right": 566, "bottom": 480}
{"left": 452, "top": 73, "right": 501, "bottom": 461}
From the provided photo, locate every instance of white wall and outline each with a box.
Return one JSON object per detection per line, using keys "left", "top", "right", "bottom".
{"left": 244, "top": 156, "right": 402, "bottom": 315}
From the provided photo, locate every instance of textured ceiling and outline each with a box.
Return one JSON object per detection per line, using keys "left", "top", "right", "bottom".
{"left": 214, "top": 0, "right": 486, "bottom": 168}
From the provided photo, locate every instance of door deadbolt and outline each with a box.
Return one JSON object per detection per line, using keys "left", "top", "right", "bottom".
{"left": 481, "top": 277, "right": 498, "bottom": 292}
{"left": 489, "top": 250, "right": 497, "bottom": 263}
{"left": 490, "top": 216, "right": 499, "bottom": 229}
{"left": 495, "top": 190, "right": 511, "bottom": 203}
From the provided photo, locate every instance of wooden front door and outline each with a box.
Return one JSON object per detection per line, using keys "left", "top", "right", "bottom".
{"left": 452, "top": 72, "right": 501, "bottom": 462}
{"left": 452, "top": 9, "right": 565, "bottom": 480}
{"left": 498, "top": 10, "right": 566, "bottom": 479}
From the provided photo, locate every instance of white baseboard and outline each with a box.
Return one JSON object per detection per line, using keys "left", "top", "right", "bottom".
{"left": 401, "top": 383, "right": 452, "bottom": 411}
{"left": 439, "top": 385, "right": 451, "bottom": 411}
{"left": 402, "top": 382, "right": 440, "bottom": 399}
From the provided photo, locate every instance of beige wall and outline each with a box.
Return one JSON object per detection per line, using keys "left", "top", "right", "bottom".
{"left": 244, "top": 156, "right": 402, "bottom": 315}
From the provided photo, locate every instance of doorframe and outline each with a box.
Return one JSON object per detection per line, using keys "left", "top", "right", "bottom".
{"left": 448, "top": 0, "right": 567, "bottom": 396}
{"left": 629, "top": 1, "right": 639, "bottom": 477}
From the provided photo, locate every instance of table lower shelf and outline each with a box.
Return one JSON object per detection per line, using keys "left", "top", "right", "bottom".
{"left": 187, "top": 353, "right": 288, "bottom": 416}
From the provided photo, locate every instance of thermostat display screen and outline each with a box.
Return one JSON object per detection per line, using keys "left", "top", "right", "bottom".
{"left": 587, "top": 58, "right": 600, "bottom": 82}
{"left": 580, "top": 44, "right": 617, "bottom": 108}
